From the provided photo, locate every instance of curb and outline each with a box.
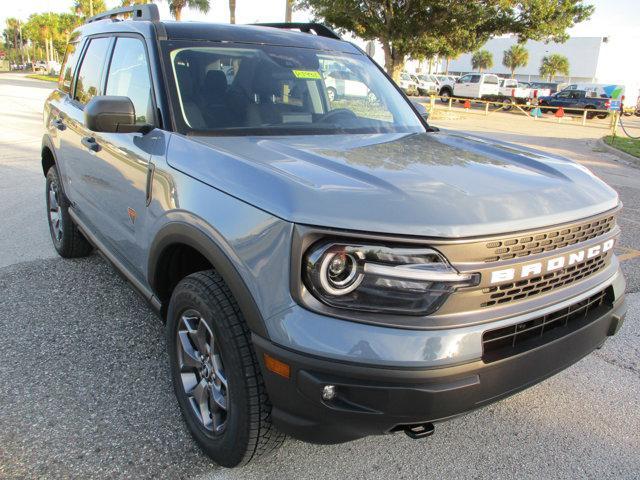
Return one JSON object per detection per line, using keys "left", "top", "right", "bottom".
{"left": 595, "top": 137, "right": 640, "bottom": 165}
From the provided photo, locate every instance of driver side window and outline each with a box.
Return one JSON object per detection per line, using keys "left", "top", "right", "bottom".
{"left": 105, "top": 37, "right": 154, "bottom": 124}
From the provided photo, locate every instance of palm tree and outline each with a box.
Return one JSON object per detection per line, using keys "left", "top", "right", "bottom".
{"left": 471, "top": 50, "right": 493, "bottom": 73}
{"left": 502, "top": 44, "right": 528, "bottom": 78}
{"left": 122, "top": 0, "right": 154, "bottom": 6}
{"left": 167, "top": 0, "right": 210, "bottom": 21}
{"left": 73, "top": 0, "right": 107, "bottom": 20}
{"left": 5, "top": 18, "right": 19, "bottom": 52}
{"left": 229, "top": 0, "right": 236, "bottom": 23}
{"left": 539, "top": 54, "right": 570, "bottom": 81}
{"left": 285, "top": 0, "right": 293, "bottom": 21}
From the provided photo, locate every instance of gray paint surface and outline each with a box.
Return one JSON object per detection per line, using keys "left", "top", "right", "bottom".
{"left": 176, "top": 131, "right": 619, "bottom": 238}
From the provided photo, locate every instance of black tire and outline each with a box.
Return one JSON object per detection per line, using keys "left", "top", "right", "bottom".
{"left": 585, "top": 107, "right": 596, "bottom": 120}
{"left": 596, "top": 112, "right": 609, "bottom": 119}
{"left": 45, "top": 165, "right": 93, "bottom": 258}
{"left": 166, "top": 271, "right": 285, "bottom": 467}
{"left": 502, "top": 98, "right": 513, "bottom": 111}
{"left": 439, "top": 88, "right": 451, "bottom": 103}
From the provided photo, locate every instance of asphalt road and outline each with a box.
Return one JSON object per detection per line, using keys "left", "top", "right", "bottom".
{"left": 0, "top": 73, "right": 639, "bottom": 480}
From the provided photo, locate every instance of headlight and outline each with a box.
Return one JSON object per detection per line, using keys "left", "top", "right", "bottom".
{"left": 303, "top": 242, "right": 479, "bottom": 316}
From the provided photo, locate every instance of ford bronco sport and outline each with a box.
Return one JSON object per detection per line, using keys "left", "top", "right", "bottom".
{"left": 42, "top": 4, "right": 626, "bottom": 468}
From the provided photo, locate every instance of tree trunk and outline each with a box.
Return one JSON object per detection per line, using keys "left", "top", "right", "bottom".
{"left": 229, "top": 0, "right": 236, "bottom": 24}
{"left": 285, "top": 0, "right": 293, "bottom": 22}
{"left": 382, "top": 41, "right": 403, "bottom": 82}
{"left": 511, "top": 68, "right": 515, "bottom": 78}
{"left": 445, "top": 57, "right": 450, "bottom": 75}
{"left": 174, "top": 7, "right": 182, "bottom": 21}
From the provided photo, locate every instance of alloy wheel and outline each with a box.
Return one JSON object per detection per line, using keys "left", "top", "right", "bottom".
{"left": 48, "top": 181, "right": 63, "bottom": 242}
{"left": 176, "top": 309, "right": 229, "bottom": 434}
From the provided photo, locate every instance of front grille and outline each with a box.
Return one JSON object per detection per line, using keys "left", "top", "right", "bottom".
{"left": 482, "top": 288, "right": 610, "bottom": 363}
{"left": 481, "top": 252, "right": 608, "bottom": 307}
{"left": 483, "top": 214, "right": 616, "bottom": 262}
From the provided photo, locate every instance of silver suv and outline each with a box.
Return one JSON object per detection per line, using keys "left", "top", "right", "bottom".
{"left": 42, "top": 5, "right": 626, "bottom": 468}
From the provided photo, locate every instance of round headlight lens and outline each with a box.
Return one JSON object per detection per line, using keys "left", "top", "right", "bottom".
{"left": 319, "top": 252, "right": 362, "bottom": 295}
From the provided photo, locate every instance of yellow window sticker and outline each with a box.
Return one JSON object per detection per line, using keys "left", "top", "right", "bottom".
{"left": 292, "top": 70, "right": 322, "bottom": 79}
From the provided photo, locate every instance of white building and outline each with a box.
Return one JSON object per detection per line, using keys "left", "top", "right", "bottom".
{"left": 445, "top": 35, "right": 639, "bottom": 104}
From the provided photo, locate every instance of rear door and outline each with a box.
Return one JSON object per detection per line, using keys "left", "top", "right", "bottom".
{"left": 480, "top": 74, "right": 500, "bottom": 97}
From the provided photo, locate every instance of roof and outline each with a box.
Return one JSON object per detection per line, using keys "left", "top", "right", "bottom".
{"left": 75, "top": 19, "right": 360, "bottom": 54}
{"left": 163, "top": 22, "right": 359, "bottom": 53}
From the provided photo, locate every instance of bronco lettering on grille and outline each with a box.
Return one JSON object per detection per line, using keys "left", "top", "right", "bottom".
{"left": 490, "top": 239, "right": 615, "bottom": 284}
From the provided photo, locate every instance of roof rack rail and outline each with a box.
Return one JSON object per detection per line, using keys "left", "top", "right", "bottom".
{"left": 86, "top": 4, "right": 160, "bottom": 24}
{"left": 251, "top": 22, "right": 341, "bottom": 40}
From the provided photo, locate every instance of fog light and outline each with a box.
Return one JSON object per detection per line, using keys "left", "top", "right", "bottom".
{"left": 322, "top": 385, "right": 336, "bottom": 400}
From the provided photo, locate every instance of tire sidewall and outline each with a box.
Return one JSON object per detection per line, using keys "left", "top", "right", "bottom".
{"left": 166, "top": 278, "right": 251, "bottom": 466}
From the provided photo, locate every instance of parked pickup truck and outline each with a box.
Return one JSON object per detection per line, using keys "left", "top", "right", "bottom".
{"left": 484, "top": 78, "right": 552, "bottom": 109}
{"left": 43, "top": 5, "right": 626, "bottom": 468}
{"left": 538, "top": 89, "right": 611, "bottom": 119}
{"left": 438, "top": 73, "right": 500, "bottom": 102}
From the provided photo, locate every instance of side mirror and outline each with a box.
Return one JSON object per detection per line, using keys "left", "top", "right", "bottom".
{"left": 84, "top": 96, "right": 152, "bottom": 134}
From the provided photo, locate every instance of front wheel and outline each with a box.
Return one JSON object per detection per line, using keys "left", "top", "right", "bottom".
{"left": 439, "top": 89, "right": 451, "bottom": 103}
{"left": 167, "top": 271, "right": 285, "bottom": 467}
{"left": 45, "top": 165, "right": 93, "bottom": 258}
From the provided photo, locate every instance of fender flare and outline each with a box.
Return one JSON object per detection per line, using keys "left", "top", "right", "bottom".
{"left": 147, "top": 221, "right": 268, "bottom": 338}
{"left": 41, "top": 134, "right": 57, "bottom": 175}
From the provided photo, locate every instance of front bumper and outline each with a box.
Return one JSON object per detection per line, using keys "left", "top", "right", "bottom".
{"left": 256, "top": 273, "right": 626, "bottom": 444}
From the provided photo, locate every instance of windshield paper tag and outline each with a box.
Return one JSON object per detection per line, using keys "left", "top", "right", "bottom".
{"left": 292, "top": 70, "right": 321, "bottom": 79}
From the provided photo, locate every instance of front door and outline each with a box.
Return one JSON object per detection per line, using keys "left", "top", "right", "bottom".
{"left": 61, "top": 36, "right": 112, "bottom": 209}
{"left": 82, "top": 36, "right": 157, "bottom": 275}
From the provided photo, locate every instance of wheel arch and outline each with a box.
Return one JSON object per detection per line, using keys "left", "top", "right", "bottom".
{"left": 148, "top": 221, "right": 268, "bottom": 338}
{"left": 41, "top": 135, "right": 57, "bottom": 176}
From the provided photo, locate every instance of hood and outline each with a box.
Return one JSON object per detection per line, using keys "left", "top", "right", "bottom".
{"left": 167, "top": 131, "right": 619, "bottom": 238}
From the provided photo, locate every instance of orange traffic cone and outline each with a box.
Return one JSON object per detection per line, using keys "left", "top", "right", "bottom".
{"left": 554, "top": 107, "right": 565, "bottom": 118}
{"left": 463, "top": 99, "right": 471, "bottom": 109}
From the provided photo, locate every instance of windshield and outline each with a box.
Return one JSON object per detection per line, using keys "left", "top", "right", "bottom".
{"left": 162, "top": 41, "right": 424, "bottom": 136}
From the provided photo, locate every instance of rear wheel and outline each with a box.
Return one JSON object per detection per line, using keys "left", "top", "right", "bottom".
{"left": 585, "top": 107, "right": 597, "bottom": 119}
{"left": 167, "top": 271, "right": 285, "bottom": 467}
{"left": 439, "top": 88, "right": 451, "bottom": 103}
{"left": 45, "top": 165, "right": 93, "bottom": 258}
{"left": 596, "top": 112, "right": 609, "bottom": 119}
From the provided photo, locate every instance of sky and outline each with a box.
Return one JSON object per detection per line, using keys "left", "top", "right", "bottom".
{"left": 2, "top": 0, "right": 639, "bottom": 36}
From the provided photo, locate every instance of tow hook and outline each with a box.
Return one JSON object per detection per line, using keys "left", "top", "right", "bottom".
{"left": 404, "top": 422, "right": 435, "bottom": 439}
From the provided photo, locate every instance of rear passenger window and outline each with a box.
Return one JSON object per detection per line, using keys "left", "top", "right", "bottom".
{"left": 59, "top": 41, "right": 81, "bottom": 94}
{"left": 105, "top": 37, "right": 154, "bottom": 124}
{"left": 74, "top": 37, "right": 111, "bottom": 105}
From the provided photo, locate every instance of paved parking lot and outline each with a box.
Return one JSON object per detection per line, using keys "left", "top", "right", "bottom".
{"left": 1, "top": 73, "right": 639, "bottom": 479}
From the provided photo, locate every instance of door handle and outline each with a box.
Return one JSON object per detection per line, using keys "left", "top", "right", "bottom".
{"left": 81, "top": 136, "right": 101, "bottom": 152}
{"left": 52, "top": 118, "right": 66, "bottom": 131}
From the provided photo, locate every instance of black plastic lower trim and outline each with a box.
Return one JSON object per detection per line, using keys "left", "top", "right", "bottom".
{"left": 254, "top": 298, "right": 626, "bottom": 444}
